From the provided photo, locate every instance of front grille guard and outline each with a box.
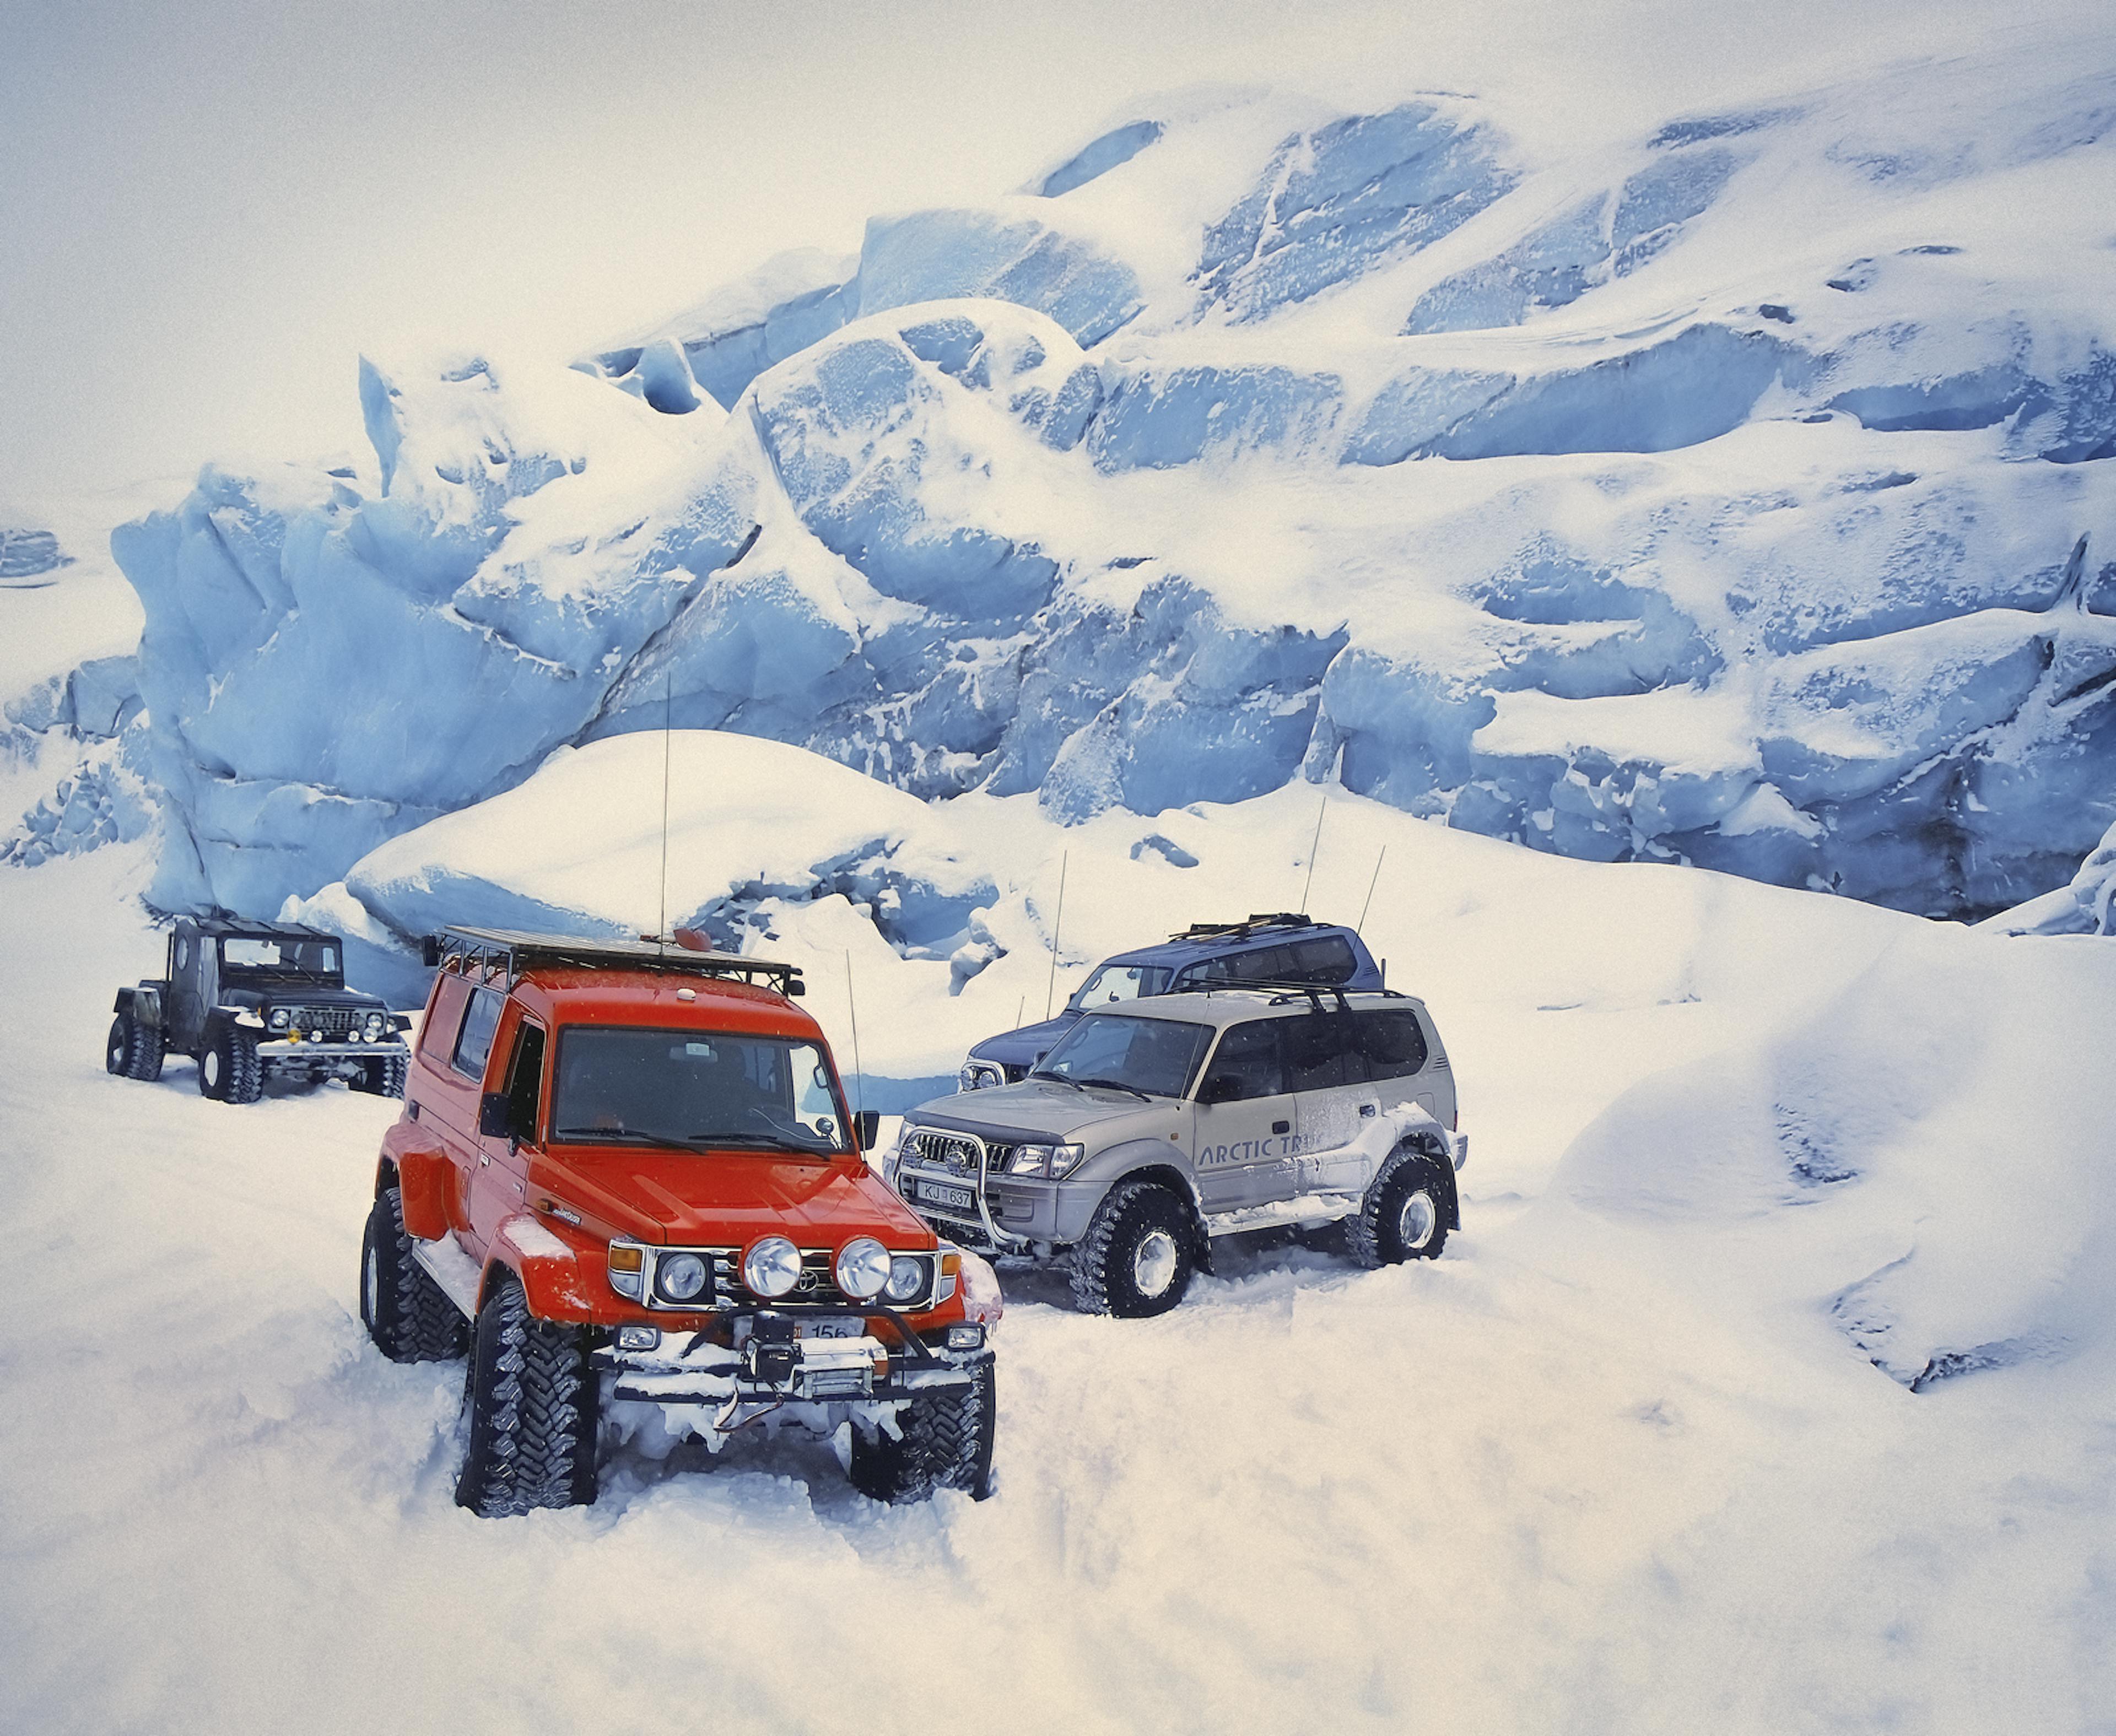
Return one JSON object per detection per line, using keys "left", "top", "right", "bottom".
{"left": 899, "top": 1128, "right": 1026, "bottom": 1251}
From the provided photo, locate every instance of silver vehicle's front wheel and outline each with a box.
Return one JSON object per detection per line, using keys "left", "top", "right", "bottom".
{"left": 1070, "top": 1180, "right": 1197, "bottom": 1318}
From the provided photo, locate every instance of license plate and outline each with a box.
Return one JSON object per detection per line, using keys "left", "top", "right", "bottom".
{"left": 916, "top": 1178, "right": 975, "bottom": 1212}
{"left": 798, "top": 1318, "right": 863, "bottom": 1340}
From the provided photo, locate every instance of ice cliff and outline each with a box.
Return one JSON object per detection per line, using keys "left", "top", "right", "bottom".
{"left": 96, "top": 40, "right": 2116, "bottom": 940}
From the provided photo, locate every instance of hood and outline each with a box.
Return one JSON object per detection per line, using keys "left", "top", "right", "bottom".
{"left": 907, "top": 1079, "right": 1175, "bottom": 1146}
{"left": 222, "top": 983, "right": 386, "bottom": 1012}
{"left": 533, "top": 1149, "right": 932, "bottom": 1249}
{"left": 967, "top": 1010, "right": 1079, "bottom": 1068}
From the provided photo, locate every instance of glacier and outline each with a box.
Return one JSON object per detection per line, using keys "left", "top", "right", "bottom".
{"left": 37, "top": 36, "right": 2116, "bottom": 959}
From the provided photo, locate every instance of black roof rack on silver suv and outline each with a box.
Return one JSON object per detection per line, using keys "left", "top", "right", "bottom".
{"left": 422, "top": 925, "right": 806, "bottom": 996}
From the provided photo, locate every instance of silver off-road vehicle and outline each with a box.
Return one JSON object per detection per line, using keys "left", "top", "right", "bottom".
{"left": 884, "top": 985, "right": 1468, "bottom": 1316}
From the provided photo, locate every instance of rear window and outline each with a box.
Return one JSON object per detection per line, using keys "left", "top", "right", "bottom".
{"left": 1354, "top": 1009, "right": 1428, "bottom": 1079}
{"left": 1176, "top": 932, "right": 1357, "bottom": 989}
{"left": 420, "top": 976, "right": 471, "bottom": 1064}
{"left": 451, "top": 989, "right": 503, "bottom": 1083}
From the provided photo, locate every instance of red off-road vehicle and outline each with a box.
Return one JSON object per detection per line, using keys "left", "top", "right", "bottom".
{"left": 359, "top": 927, "right": 1001, "bottom": 1516}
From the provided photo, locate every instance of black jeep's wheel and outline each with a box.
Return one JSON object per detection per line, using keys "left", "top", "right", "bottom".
{"left": 849, "top": 1350, "right": 996, "bottom": 1504}
{"left": 106, "top": 1016, "right": 131, "bottom": 1076}
{"left": 1346, "top": 1152, "right": 1450, "bottom": 1269}
{"left": 198, "top": 1025, "right": 262, "bottom": 1104}
{"left": 455, "top": 1274, "right": 601, "bottom": 1517}
{"left": 125, "top": 1018, "right": 165, "bottom": 1082}
{"left": 1068, "top": 1180, "right": 1198, "bottom": 1318}
{"left": 360, "top": 1186, "right": 468, "bottom": 1363}
{"left": 350, "top": 1056, "right": 407, "bottom": 1099}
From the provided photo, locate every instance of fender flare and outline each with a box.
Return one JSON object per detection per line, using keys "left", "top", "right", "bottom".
{"left": 377, "top": 1124, "right": 455, "bottom": 1241}
{"left": 1094, "top": 1149, "right": 1213, "bottom": 1272}
{"left": 1372, "top": 1135, "right": 1460, "bottom": 1231}
{"left": 483, "top": 1214, "right": 604, "bottom": 1322}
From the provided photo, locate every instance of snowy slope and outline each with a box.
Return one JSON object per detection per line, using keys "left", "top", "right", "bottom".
{"left": 81, "top": 28, "right": 2116, "bottom": 935}
{"left": 5, "top": 806, "right": 2112, "bottom": 1734}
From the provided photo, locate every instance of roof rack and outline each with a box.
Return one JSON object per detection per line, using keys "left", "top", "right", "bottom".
{"left": 422, "top": 926, "right": 805, "bottom": 997}
{"left": 1170, "top": 912, "right": 1319, "bottom": 943}
{"left": 1197, "top": 978, "right": 1405, "bottom": 1014}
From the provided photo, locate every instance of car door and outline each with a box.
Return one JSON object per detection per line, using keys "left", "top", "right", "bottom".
{"left": 1189, "top": 1018, "right": 1299, "bottom": 1213}
{"left": 409, "top": 974, "right": 494, "bottom": 1243}
{"left": 466, "top": 1008, "right": 543, "bottom": 1251}
{"left": 1286, "top": 1011, "right": 1382, "bottom": 1198}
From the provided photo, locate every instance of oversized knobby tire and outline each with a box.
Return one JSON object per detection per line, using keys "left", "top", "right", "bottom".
{"left": 126, "top": 1018, "right": 165, "bottom": 1082}
{"left": 1346, "top": 1152, "right": 1450, "bottom": 1269}
{"left": 106, "top": 1016, "right": 131, "bottom": 1077}
{"left": 1069, "top": 1179, "right": 1199, "bottom": 1318}
{"left": 360, "top": 1186, "right": 468, "bottom": 1363}
{"left": 849, "top": 1351, "right": 996, "bottom": 1504}
{"left": 455, "top": 1274, "right": 601, "bottom": 1516}
{"left": 350, "top": 1056, "right": 407, "bottom": 1099}
{"left": 198, "top": 1025, "right": 262, "bottom": 1104}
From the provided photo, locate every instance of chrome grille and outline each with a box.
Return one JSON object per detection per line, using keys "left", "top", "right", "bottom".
{"left": 903, "top": 1129, "right": 1017, "bottom": 1174}
{"left": 280, "top": 1004, "right": 364, "bottom": 1034}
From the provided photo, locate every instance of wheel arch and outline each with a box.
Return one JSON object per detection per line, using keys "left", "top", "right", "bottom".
{"left": 1098, "top": 1155, "right": 1212, "bottom": 1267}
{"left": 485, "top": 1215, "right": 606, "bottom": 1322}
{"left": 1386, "top": 1133, "right": 1460, "bottom": 1231}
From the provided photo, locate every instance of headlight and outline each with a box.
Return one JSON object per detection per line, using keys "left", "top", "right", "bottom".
{"left": 742, "top": 1235, "right": 802, "bottom": 1299}
{"left": 657, "top": 1252, "right": 708, "bottom": 1302}
{"left": 608, "top": 1241, "right": 645, "bottom": 1300}
{"left": 361, "top": 1012, "right": 387, "bottom": 1042}
{"left": 834, "top": 1236, "right": 892, "bottom": 1300}
{"left": 268, "top": 1008, "right": 291, "bottom": 1030}
{"left": 957, "top": 1059, "right": 1003, "bottom": 1091}
{"left": 884, "top": 1254, "right": 929, "bottom": 1302}
{"left": 1007, "top": 1142, "right": 1086, "bottom": 1178}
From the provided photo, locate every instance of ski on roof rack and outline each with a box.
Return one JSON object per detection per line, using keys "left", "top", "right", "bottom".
{"left": 421, "top": 926, "right": 805, "bottom": 996}
{"left": 1169, "top": 912, "right": 1319, "bottom": 942}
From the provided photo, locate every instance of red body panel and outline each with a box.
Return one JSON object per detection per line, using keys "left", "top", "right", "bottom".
{"left": 373, "top": 956, "right": 987, "bottom": 1335}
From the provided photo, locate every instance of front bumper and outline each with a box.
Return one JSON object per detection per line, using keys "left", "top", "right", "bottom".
{"left": 897, "top": 1162, "right": 1100, "bottom": 1251}
{"left": 599, "top": 1312, "right": 984, "bottom": 1415}
{"left": 255, "top": 1039, "right": 409, "bottom": 1058}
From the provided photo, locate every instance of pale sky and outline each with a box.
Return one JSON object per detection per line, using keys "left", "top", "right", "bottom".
{"left": 0, "top": 0, "right": 2059, "bottom": 506}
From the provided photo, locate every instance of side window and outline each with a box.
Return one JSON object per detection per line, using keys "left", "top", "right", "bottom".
{"left": 1288, "top": 935, "right": 1357, "bottom": 985}
{"left": 1354, "top": 1009, "right": 1429, "bottom": 1080}
{"left": 503, "top": 1020, "right": 546, "bottom": 1143}
{"left": 420, "top": 975, "right": 471, "bottom": 1064}
{"left": 1202, "top": 1021, "right": 1287, "bottom": 1101}
{"left": 1283, "top": 1014, "right": 1363, "bottom": 1091}
{"left": 451, "top": 988, "right": 503, "bottom": 1082}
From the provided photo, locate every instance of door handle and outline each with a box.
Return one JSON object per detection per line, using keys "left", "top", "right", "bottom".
{"left": 1272, "top": 1120, "right": 1289, "bottom": 1134}
{"left": 479, "top": 1155, "right": 490, "bottom": 1167}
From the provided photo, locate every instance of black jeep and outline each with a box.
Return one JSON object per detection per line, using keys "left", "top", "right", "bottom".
{"left": 108, "top": 917, "right": 411, "bottom": 1103}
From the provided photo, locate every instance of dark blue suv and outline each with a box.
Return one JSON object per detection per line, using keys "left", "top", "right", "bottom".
{"left": 956, "top": 913, "right": 1385, "bottom": 1091}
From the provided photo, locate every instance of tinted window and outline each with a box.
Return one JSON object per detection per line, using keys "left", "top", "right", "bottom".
{"left": 452, "top": 989, "right": 503, "bottom": 1082}
{"left": 421, "top": 976, "right": 470, "bottom": 1064}
{"left": 220, "top": 936, "right": 341, "bottom": 977}
{"left": 1182, "top": 945, "right": 1289, "bottom": 988}
{"left": 504, "top": 1021, "right": 547, "bottom": 1143}
{"left": 1287, "top": 935, "right": 1357, "bottom": 985}
{"left": 1283, "top": 1014, "right": 1361, "bottom": 1091}
{"left": 1035, "top": 1013, "right": 1214, "bottom": 1099}
{"left": 1201, "top": 1021, "right": 1288, "bottom": 1101}
{"left": 1068, "top": 962, "right": 1173, "bottom": 1010}
{"left": 1354, "top": 1009, "right": 1428, "bottom": 1079}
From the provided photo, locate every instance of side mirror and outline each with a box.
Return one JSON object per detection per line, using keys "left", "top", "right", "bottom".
{"left": 1198, "top": 1074, "right": 1241, "bottom": 1106}
{"left": 478, "top": 1092, "right": 511, "bottom": 1139}
{"left": 421, "top": 935, "right": 444, "bottom": 968}
{"left": 855, "top": 1110, "right": 881, "bottom": 1153}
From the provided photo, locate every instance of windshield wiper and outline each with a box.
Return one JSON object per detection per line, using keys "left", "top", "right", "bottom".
{"left": 1075, "top": 1076, "right": 1154, "bottom": 1101}
{"left": 1027, "top": 1069, "right": 1083, "bottom": 1089}
{"left": 553, "top": 1126, "right": 709, "bottom": 1151}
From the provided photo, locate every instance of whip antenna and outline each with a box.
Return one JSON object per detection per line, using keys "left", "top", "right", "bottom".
{"left": 656, "top": 668, "right": 673, "bottom": 951}
{"left": 844, "top": 948, "right": 865, "bottom": 1119}
{"left": 1043, "top": 851, "right": 1068, "bottom": 1020}
{"left": 1298, "top": 792, "right": 1327, "bottom": 916}
{"left": 1357, "top": 845, "right": 1386, "bottom": 934}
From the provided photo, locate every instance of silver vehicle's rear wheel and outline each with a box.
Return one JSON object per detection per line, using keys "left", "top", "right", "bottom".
{"left": 1133, "top": 1229, "right": 1180, "bottom": 1299}
{"left": 1397, "top": 1188, "right": 1438, "bottom": 1253}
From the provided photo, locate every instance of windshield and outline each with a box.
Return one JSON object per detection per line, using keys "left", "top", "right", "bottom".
{"left": 550, "top": 1027, "right": 851, "bottom": 1154}
{"left": 1066, "top": 961, "right": 1173, "bottom": 1013}
{"left": 220, "top": 936, "right": 341, "bottom": 979}
{"left": 1034, "top": 1013, "right": 1213, "bottom": 1099}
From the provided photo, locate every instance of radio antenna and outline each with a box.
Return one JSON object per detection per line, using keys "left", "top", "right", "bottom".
{"left": 1357, "top": 844, "right": 1386, "bottom": 934}
{"left": 1298, "top": 792, "right": 1327, "bottom": 915}
{"left": 844, "top": 948, "right": 865, "bottom": 1119}
{"left": 1043, "top": 851, "right": 1068, "bottom": 1020}
{"left": 656, "top": 668, "right": 673, "bottom": 952}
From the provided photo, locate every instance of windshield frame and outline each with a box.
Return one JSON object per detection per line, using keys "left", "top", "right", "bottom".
{"left": 1032, "top": 1011, "right": 1215, "bottom": 1101}
{"left": 1065, "top": 960, "right": 1174, "bottom": 1014}
{"left": 217, "top": 934, "right": 343, "bottom": 983}
{"left": 547, "top": 1023, "right": 856, "bottom": 1158}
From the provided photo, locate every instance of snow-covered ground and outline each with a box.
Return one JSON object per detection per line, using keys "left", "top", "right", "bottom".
{"left": 6, "top": 801, "right": 2112, "bottom": 1733}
